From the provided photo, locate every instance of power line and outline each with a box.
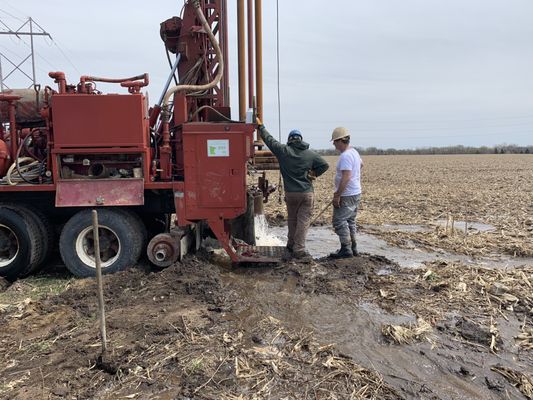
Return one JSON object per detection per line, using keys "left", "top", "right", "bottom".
{"left": 0, "top": 1, "right": 27, "bottom": 21}
{"left": 51, "top": 40, "right": 81, "bottom": 75}
{"left": 0, "top": 8, "right": 25, "bottom": 23}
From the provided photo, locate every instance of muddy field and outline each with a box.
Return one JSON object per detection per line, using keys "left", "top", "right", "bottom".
{"left": 1, "top": 154, "right": 533, "bottom": 399}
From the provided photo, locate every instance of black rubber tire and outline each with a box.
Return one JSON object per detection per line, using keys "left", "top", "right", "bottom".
{"left": 0, "top": 207, "right": 41, "bottom": 281}
{"left": 115, "top": 208, "right": 148, "bottom": 250}
{"left": 24, "top": 205, "right": 55, "bottom": 264}
{"left": 59, "top": 209, "right": 143, "bottom": 278}
{"left": 0, "top": 203, "right": 54, "bottom": 274}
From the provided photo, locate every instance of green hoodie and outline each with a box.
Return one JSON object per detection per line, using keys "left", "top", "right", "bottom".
{"left": 258, "top": 126, "right": 329, "bottom": 193}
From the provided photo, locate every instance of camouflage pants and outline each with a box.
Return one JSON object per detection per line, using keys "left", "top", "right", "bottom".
{"left": 332, "top": 194, "right": 361, "bottom": 245}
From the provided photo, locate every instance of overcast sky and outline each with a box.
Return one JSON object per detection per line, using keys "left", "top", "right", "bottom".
{"left": 1, "top": 0, "right": 532, "bottom": 149}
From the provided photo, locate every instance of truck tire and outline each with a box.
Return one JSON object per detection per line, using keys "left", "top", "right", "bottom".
{"left": 118, "top": 209, "right": 148, "bottom": 250}
{"left": 0, "top": 203, "right": 54, "bottom": 274}
{"left": 0, "top": 207, "right": 41, "bottom": 281}
{"left": 24, "top": 205, "right": 55, "bottom": 265}
{"left": 59, "top": 209, "right": 143, "bottom": 278}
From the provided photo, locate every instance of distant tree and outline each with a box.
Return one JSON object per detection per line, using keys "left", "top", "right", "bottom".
{"left": 316, "top": 144, "right": 532, "bottom": 155}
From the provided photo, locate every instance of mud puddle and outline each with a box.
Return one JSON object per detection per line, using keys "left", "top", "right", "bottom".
{"left": 268, "top": 224, "right": 461, "bottom": 267}
{"left": 269, "top": 225, "right": 533, "bottom": 269}
{"left": 220, "top": 261, "right": 531, "bottom": 400}
{"left": 366, "top": 221, "right": 497, "bottom": 234}
{"left": 434, "top": 220, "right": 497, "bottom": 233}
{"left": 365, "top": 223, "right": 431, "bottom": 233}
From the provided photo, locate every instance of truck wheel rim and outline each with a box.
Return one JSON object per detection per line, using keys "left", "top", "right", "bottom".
{"left": 76, "top": 225, "right": 121, "bottom": 268}
{"left": 0, "top": 224, "right": 19, "bottom": 267}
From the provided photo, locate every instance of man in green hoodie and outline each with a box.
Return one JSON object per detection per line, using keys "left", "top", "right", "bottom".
{"left": 256, "top": 118, "right": 329, "bottom": 258}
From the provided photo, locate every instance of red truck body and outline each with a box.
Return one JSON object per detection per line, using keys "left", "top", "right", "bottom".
{"left": 0, "top": 0, "right": 276, "bottom": 280}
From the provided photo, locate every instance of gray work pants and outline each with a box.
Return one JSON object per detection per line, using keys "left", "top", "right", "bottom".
{"left": 285, "top": 192, "right": 314, "bottom": 253}
{"left": 332, "top": 194, "right": 361, "bottom": 245}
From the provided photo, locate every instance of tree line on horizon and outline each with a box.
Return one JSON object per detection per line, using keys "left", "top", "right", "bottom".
{"left": 315, "top": 144, "right": 532, "bottom": 156}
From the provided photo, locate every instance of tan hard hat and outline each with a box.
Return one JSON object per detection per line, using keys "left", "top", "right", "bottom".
{"left": 331, "top": 127, "right": 350, "bottom": 141}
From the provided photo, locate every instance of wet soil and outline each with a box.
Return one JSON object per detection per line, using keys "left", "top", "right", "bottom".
{"left": 1, "top": 252, "right": 531, "bottom": 399}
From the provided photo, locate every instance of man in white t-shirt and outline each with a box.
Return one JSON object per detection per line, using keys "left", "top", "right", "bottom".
{"left": 330, "top": 127, "right": 363, "bottom": 258}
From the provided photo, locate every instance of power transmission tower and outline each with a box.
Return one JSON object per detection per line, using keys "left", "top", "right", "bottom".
{"left": 0, "top": 17, "right": 51, "bottom": 90}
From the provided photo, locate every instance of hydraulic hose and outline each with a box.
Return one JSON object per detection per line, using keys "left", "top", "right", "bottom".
{"left": 161, "top": 0, "right": 224, "bottom": 121}
{"left": 4, "top": 157, "right": 40, "bottom": 186}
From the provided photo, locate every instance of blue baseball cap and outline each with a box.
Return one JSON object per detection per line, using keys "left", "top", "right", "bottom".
{"left": 288, "top": 129, "right": 302, "bottom": 140}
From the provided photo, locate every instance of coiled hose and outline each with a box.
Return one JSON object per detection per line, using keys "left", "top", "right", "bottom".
{"left": 2, "top": 157, "right": 41, "bottom": 185}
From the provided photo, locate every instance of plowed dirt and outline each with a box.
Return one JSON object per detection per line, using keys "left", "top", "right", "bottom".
{"left": 1, "top": 255, "right": 532, "bottom": 399}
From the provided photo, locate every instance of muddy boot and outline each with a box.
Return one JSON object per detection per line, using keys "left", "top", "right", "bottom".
{"left": 350, "top": 235, "right": 358, "bottom": 256}
{"left": 329, "top": 244, "right": 353, "bottom": 259}
{"left": 292, "top": 250, "right": 312, "bottom": 261}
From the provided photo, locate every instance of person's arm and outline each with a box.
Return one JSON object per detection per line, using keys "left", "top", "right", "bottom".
{"left": 256, "top": 118, "right": 284, "bottom": 156}
{"left": 333, "top": 170, "right": 351, "bottom": 208}
{"left": 312, "top": 155, "right": 329, "bottom": 177}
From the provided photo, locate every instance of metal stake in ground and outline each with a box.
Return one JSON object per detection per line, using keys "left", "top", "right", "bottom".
{"left": 92, "top": 210, "right": 107, "bottom": 353}
{"left": 310, "top": 200, "right": 333, "bottom": 226}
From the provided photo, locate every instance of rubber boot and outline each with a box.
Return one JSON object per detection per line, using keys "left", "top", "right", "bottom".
{"left": 329, "top": 243, "right": 353, "bottom": 259}
{"left": 350, "top": 235, "right": 358, "bottom": 256}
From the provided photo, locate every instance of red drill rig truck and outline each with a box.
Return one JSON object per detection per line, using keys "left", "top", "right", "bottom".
{"left": 0, "top": 0, "right": 279, "bottom": 280}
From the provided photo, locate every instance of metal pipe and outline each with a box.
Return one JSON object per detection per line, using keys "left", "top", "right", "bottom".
{"left": 253, "top": 192, "right": 264, "bottom": 215}
{"left": 151, "top": 56, "right": 180, "bottom": 129}
{"left": 247, "top": 0, "right": 254, "bottom": 108}
{"left": 155, "top": 249, "right": 167, "bottom": 262}
{"left": 157, "top": 53, "right": 181, "bottom": 107}
{"left": 79, "top": 73, "right": 148, "bottom": 93}
{"left": 237, "top": 0, "right": 246, "bottom": 121}
{"left": 48, "top": 72, "right": 67, "bottom": 93}
{"left": 255, "top": 0, "right": 263, "bottom": 121}
{"left": 92, "top": 210, "right": 108, "bottom": 354}
{"left": 254, "top": 150, "right": 274, "bottom": 156}
{"left": 220, "top": 0, "right": 230, "bottom": 106}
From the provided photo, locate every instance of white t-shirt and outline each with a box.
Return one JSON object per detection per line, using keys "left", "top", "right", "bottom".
{"left": 335, "top": 147, "right": 362, "bottom": 196}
